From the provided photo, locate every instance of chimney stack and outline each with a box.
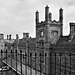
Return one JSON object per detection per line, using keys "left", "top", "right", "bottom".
{"left": 0, "top": 34, "right": 4, "bottom": 39}
{"left": 70, "top": 23, "right": 75, "bottom": 39}
{"left": 16, "top": 34, "right": 19, "bottom": 39}
{"left": 9, "top": 34, "right": 11, "bottom": 40}
{"left": 7, "top": 35, "right": 8, "bottom": 40}
{"left": 45, "top": 5, "right": 49, "bottom": 22}
{"left": 35, "top": 10, "right": 39, "bottom": 24}
{"left": 23, "top": 33, "right": 29, "bottom": 39}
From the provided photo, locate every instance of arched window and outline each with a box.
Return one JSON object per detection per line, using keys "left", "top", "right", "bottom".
{"left": 39, "top": 40, "right": 44, "bottom": 46}
{"left": 39, "top": 29, "right": 44, "bottom": 37}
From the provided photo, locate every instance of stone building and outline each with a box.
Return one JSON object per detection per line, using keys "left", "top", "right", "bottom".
{"left": 5, "top": 34, "right": 14, "bottom": 51}
{"left": 13, "top": 33, "right": 36, "bottom": 67}
{"left": 35, "top": 6, "right": 63, "bottom": 63}
{"left": 13, "top": 33, "right": 36, "bottom": 54}
{"left": 3, "top": 5, "right": 75, "bottom": 75}
{"left": 35, "top": 5, "right": 75, "bottom": 75}
{"left": 0, "top": 34, "right": 14, "bottom": 52}
{"left": 0, "top": 34, "right": 5, "bottom": 51}
{"left": 36, "top": 5, "right": 63, "bottom": 47}
{"left": 52, "top": 22, "right": 75, "bottom": 75}
{"left": 35, "top": 5, "right": 64, "bottom": 74}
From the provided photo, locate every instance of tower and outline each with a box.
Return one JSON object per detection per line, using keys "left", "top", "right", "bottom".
{"left": 35, "top": 6, "right": 63, "bottom": 74}
{"left": 36, "top": 5, "right": 63, "bottom": 49}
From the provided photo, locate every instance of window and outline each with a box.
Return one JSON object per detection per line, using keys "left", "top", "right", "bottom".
{"left": 39, "top": 40, "right": 44, "bottom": 46}
{"left": 41, "top": 31, "right": 44, "bottom": 36}
{"left": 51, "top": 30, "right": 58, "bottom": 36}
{"left": 39, "top": 29, "right": 44, "bottom": 37}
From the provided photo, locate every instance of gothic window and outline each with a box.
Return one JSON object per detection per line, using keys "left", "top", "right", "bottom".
{"left": 39, "top": 40, "right": 44, "bottom": 46}
{"left": 41, "top": 31, "right": 44, "bottom": 36}
{"left": 39, "top": 29, "right": 44, "bottom": 37}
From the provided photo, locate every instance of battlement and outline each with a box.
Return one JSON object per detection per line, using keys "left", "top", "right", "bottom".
{"left": 35, "top": 5, "right": 63, "bottom": 26}
{"left": 36, "top": 20, "right": 61, "bottom": 27}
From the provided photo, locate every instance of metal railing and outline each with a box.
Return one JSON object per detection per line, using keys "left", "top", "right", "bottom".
{"left": 0, "top": 49, "right": 75, "bottom": 75}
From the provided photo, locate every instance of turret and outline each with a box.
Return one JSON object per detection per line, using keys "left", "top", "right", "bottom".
{"left": 59, "top": 8, "right": 63, "bottom": 24}
{"left": 45, "top": 5, "right": 49, "bottom": 22}
{"left": 49, "top": 12, "right": 52, "bottom": 21}
{"left": 35, "top": 10, "right": 39, "bottom": 24}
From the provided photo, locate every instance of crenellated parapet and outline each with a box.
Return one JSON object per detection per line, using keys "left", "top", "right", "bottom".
{"left": 36, "top": 20, "right": 62, "bottom": 27}
{"left": 35, "top": 5, "right": 63, "bottom": 27}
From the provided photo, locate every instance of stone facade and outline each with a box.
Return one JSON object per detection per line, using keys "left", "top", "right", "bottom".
{"left": 35, "top": 5, "right": 63, "bottom": 74}
{"left": 35, "top": 5, "right": 75, "bottom": 75}
{"left": 35, "top": 6, "right": 63, "bottom": 59}
{"left": 3, "top": 5, "right": 75, "bottom": 75}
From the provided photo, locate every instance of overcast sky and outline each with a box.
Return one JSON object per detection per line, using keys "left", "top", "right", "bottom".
{"left": 0, "top": 0, "right": 75, "bottom": 39}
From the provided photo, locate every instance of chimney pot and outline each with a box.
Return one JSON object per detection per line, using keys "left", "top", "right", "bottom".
{"left": 16, "top": 34, "right": 19, "bottom": 39}
{"left": 9, "top": 34, "right": 11, "bottom": 40}
{"left": 7, "top": 35, "right": 8, "bottom": 40}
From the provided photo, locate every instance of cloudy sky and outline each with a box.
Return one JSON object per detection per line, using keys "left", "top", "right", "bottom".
{"left": 0, "top": 0, "right": 75, "bottom": 39}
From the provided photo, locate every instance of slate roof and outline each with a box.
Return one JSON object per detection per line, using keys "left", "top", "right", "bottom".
{"left": 28, "top": 38, "right": 36, "bottom": 50}
{"left": 53, "top": 36, "right": 75, "bottom": 52}
{"left": 56, "top": 36, "right": 69, "bottom": 45}
{"left": 13, "top": 38, "right": 36, "bottom": 50}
